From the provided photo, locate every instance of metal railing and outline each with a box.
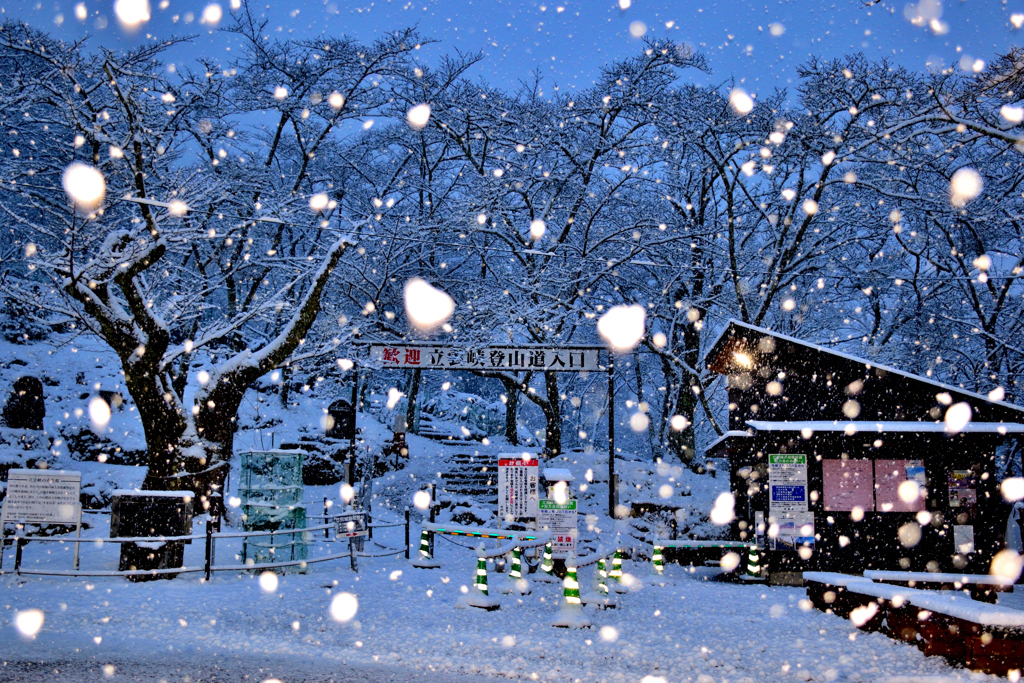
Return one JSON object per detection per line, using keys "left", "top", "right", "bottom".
{"left": 0, "top": 512, "right": 411, "bottom": 580}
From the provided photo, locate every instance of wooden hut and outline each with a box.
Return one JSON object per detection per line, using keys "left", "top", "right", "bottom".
{"left": 706, "top": 320, "right": 1024, "bottom": 584}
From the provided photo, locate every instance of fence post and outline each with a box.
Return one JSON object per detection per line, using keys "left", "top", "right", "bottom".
{"left": 404, "top": 508, "right": 410, "bottom": 560}
{"left": 204, "top": 517, "right": 214, "bottom": 582}
{"left": 14, "top": 537, "right": 24, "bottom": 574}
{"left": 428, "top": 502, "right": 436, "bottom": 557}
{"left": 323, "top": 498, "right": 329, "bottom": 539}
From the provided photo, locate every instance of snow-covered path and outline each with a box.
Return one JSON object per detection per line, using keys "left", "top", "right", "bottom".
{"left": 1, "top": 539, "right": 994, "bottom": 683}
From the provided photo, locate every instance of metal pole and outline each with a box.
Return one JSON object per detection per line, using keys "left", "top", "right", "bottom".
{"left": 323, "top": 497, "right": 329, "bottom": 539}
{"left": 349, "top": 538, "right": 358, "bottom": 573}
{"left": 607, "top": 361, "right": 616, "bottom": 518}
{"left": 73, "top": 508, "right": 82, "bottom": 571}
{"left": 204, "top": 517, "right": 213, "bottom": 582}
{"left": 429, "top": 490, "right": 436, "bottom": 557}
{"left": 404, "top": 508, "right": 410, "bottom": 560}
{"left": 14, "top": 537, "right": 24, "bottom": 574}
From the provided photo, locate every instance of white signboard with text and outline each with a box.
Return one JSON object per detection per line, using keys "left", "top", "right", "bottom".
{"left": 334, "top": 511, "right": 369, "bottom": 538}
{"left": 1, "top": 469, "right": 81, "bottom": 525}
{"left": 498, "top": 456, "right": 540, "bottom": 521}
{"left": 537, "top": 499, "right": 577, "bottom": 558}
{"left": 370, "top": 344, "right": 601, "bottom": 372}
{"left": 769, "top": 454, "right": 808, "bottom": 514}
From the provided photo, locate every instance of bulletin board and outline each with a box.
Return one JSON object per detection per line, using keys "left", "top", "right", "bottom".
{"left": 874, "top": 459, "right": 926, "bottom": 513}
{"left": 822, "top": 459, "right": 875, "bottom": 512}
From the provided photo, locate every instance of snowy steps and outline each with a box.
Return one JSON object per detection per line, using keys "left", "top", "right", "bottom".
{"left": 436, "top": 450, "right": 500, "bottom": 510}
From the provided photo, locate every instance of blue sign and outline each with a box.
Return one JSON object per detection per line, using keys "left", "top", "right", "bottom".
{"left": 772, "top": 485, "right": 806, "bottom": 502}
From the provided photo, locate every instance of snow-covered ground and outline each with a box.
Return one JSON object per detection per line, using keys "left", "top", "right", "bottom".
{"left": 1, "top": 518, "right": 1006, "bottom": 683}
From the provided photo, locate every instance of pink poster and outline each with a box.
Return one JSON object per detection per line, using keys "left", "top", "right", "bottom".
{"left": 875, "top": 459, "right": 926, "bottom": 512}
{"left": 823, "top": 459, "right": 875, "bottom": 512}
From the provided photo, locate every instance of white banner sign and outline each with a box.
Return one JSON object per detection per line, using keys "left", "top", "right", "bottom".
{"left": 538, "top": 499, "right": 577, "bottom": 557}
{"left": 334, "top": 511, "right": 369, "bottom": 538}
{"left": 769, "top": 454, "right": 808, "bottom": 514}
{"left": 498, "top": 456, "right": 540, "bottom": 521}
{"left": 1, "top": 469, "right": 81, "bottom": 525}
{"left": 369, "top": 345, "right": 601, "bottom": 372}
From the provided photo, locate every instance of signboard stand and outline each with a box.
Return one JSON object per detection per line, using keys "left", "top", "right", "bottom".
{"left": 333, "top": 510, "right": 369, "bottom": 573}
{"left": 362, "top": 343, "right": 617, "bottom": 517}
{"left": 0, "top": 469, "right": 82, "bottom": 571}
{"left": 498, "top": 455, "right": 540, "bottom": 524}
{"left": 537, "top": 499, "right": 578, "bottom": 558}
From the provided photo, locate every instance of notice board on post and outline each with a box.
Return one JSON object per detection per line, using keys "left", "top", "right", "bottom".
{"left": 537, "top": 499, "right": 577, "bottom": 558}
{"left": 0, "top": 469, "right": 81, "bottom": 526}
{"left": 498, "top": 455, "right": 539, "bottom": 521}
{"left": 823, "top": 459, "right": 874, "bottom": 512}
{"left": 769, "top": 454, "right": 807, "bottom": 514}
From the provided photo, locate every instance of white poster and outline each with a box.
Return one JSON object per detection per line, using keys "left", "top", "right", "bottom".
{"left": 1, "top": 469, "right": 81, "bottom": 525}
{"left": 953, "top": 525, "right": 975, "bottom": 555}
{"left": 772, "top": 512, "right": 815, "bottom": 551}
{"left": 769, "top": 454, "right": 808, "bottom": 514}
{"left": 537, "top": 499, "right": 577, "bottom": 557}
{"left": 498, "top": 456, "right": 540, "bottom": 521}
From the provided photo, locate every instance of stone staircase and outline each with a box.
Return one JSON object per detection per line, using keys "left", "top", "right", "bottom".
{"left": 417, "top": 414, "right": 479, "bottom": 447}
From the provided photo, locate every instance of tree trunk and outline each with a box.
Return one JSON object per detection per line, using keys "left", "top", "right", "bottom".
{"left": 500, "top": 376, "right": 520, "bottom": 445}
{"left": 666, "top": 381, "right": 697, "bottom": 464}
{"left": 406, "top": 368, "right": 421, "bottom": 434}
{"left": 543, "top": 371, "right": 562, "bottom": 456}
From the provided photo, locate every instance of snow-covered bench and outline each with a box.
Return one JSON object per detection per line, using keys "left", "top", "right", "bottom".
{"left": 803, "top": 572, "right": 878, "bottom": 620}
{"left": 658, "top": 539, "right": 751, "bottom": 567}
{"left": 863, "top": 570, "right": 1014, "bottom": 603}
{"left": 804, "top": 571, "right": 1024, "bottom": 675}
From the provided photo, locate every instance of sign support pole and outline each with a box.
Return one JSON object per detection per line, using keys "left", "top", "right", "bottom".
{"left": 607, "top": 359, "right": 616, "bottom": 518}
{"left": 73, "top": 507, "right": 82, "bottom": 570}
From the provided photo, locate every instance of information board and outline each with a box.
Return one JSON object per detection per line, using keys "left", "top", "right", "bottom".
{"left": 769, "top": 454, "right": 807, "bottom": 513}
{"left": 537, "top": 499, "right": 577, "bottom": 557}
{"left": 498, "top": 456, "right": 540, "bottom": 520}
{"left": 875, "top": 459, "right": 926, "bottom": 513}
{"left": 823, "top": 459, "right": 874, "bottom": 512}
{"left": 333, "top": 511, "right": 369, "bottom": 538}
{"left": 0, "top": 469, "right": 81, "bottom": 525}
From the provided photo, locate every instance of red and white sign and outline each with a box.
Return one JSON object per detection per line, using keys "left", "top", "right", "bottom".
{"left": 369, "top": 344, "right": 601, "bottom": 372}
{"left": 498, "top": 455, "right": 540, "bottom": 521}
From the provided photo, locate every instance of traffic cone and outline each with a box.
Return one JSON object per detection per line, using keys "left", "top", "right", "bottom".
{"left": 534, "top": 541, "right": 558, "bottom": 582}
{"left": 744, "top": 543, "right": 764, "bottom": 581}
{"left": 456, "top": 551, "right": 501, "bottom": 611}
{"left": 552, "top": 553, "right": 591, "bottom": 628}
{"left": 582, "top": 556, "right": 617, "bottom": 609}
{"left": 652, "top": 544, "right": 665, "bottom": 575}
{"left": 508, "top": 546, "right": 531, "bottom": 595}
{"left": 474, "top": 556, "right": 489, "bottom": 595}
{"left": 609, "top": 548, "right": 623, "bottom": 581}
{"left": 608, "top": 548, "right": 628, "bottom": 594}
{"left": 542, "top": 542, "right": 554, "bottom": 574}
{"left": 410, "top": 529, "right": 441, "bottom": 568}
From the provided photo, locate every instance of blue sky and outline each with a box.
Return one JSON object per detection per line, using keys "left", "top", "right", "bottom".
{"left": 0, "top": 0, "right": 1017, "bottom": 94}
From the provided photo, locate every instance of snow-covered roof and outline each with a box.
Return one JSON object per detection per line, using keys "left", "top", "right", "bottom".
{"left": 707, "top": 319, "right": 1024, "bottom": 416}
{"left": 746, "top": 420, "right": 1024, "bottom": 434}
{"left": 543, "top": 467, "right": 574, "bottom": 482}
{"left": 705, "top": 430, "right": 753, "bottom": 454}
